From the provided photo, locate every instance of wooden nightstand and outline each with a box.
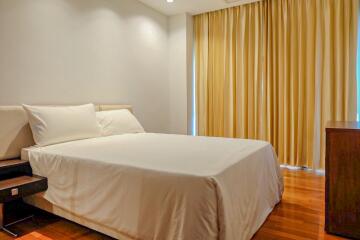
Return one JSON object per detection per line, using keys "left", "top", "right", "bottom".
{"left": 0, "top": 160, "right": 32, "bottom": 179}
{"left": 0, "top": 159, "right": 47, "bottom": 237}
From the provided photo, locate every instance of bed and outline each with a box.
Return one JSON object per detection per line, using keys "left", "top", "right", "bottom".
{"left": 0, "top": 105, "right": 283, "bottom": 240}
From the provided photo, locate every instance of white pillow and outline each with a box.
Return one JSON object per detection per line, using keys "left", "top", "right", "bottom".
{"left": 96, "top": 109, "right": 145, "bottom": 136}
{"left": 23, "top": 104, "right": 101, "bottom": 146}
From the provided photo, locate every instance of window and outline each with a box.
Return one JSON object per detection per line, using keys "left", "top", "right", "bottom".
{"left": 357, "top": 17, "right": 360, "bottom": 121}
{"left": 192, "top": 51, "right": 197, "bottom": 136}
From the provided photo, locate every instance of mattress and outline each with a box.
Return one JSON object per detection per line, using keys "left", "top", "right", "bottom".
{"left": 21, "top": 146, "right": 35, "bottom": 161}
{"left": 24, "top": 133, "right": 283, "bottom": 240}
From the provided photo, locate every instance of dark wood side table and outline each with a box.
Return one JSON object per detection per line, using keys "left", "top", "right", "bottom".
{"left": 0, "top": 159, "right": 47, "bottom": 237}
{"left": 326, "top": 122, "right": 360, "bottom": 239}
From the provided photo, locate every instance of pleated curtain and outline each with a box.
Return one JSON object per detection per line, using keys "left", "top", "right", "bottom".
{"left": 194, "top": 0, "right": 359, "bottom": 169}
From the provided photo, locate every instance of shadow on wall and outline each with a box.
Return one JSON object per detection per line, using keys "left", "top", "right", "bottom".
{"left": 0, "top": 0, "right": 170, "bottom": 133}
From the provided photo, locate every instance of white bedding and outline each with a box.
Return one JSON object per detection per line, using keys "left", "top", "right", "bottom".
{"left": 25, "top": 133, "right": 283, "bottom": 240}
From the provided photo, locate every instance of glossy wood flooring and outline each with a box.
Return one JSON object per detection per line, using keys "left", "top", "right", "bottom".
{"left": 252, "top": 169, "right": 347, "bottom": 240}
{"left": 0, "top": 169, "right": 349, "bottom": 240}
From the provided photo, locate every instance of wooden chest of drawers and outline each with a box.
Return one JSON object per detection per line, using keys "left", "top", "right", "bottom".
{"left": 326, "top": 122, "right": 360, "bottom": 239}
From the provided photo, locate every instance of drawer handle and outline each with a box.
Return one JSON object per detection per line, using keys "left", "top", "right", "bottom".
{"left": 11, "top": 188, "right": 19, "bottom": 196}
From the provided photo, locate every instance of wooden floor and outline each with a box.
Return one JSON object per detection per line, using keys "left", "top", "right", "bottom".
{"left": 252, "top": 169, "right": 347, "bottom": 240}
{"left": 0, "top": 169, "right": 349, "bottom": 240}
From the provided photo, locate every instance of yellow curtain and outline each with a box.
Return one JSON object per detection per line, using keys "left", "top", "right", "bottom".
{"left": 194, "top": 0, "right": 359, "bottom": 169}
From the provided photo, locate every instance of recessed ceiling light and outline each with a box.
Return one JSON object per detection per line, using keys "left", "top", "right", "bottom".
{"left": 166, "top": 0, "right": 174, "bottom": 3}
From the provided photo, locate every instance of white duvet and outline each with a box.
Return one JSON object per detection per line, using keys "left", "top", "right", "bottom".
{"left": 27, "top": 133, "right": 283, "bottom": 240}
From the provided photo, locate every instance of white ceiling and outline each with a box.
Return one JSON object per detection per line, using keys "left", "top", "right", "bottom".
{"left": 138, "top": 0, "right": 261, "bottom": 16}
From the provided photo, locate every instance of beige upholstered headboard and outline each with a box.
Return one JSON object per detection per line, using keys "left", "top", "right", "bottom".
{"left": 0, "top": 104, "right": 132, "bottom": 160}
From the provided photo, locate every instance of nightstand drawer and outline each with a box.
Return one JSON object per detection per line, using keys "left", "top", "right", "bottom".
{"left": 0, "top": 176, "right": 47, "bottom": 203}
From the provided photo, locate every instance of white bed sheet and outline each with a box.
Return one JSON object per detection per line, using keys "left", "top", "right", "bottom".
{"left": 25, "top": 133, "right": 283, "bottom": 240}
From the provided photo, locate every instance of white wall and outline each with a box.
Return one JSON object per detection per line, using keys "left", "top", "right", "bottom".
{"left": 0, "top": 0, "right": 170, "bottom": 133}
{"left": 168, "top": 13, "right": 193, "bottom": 134}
